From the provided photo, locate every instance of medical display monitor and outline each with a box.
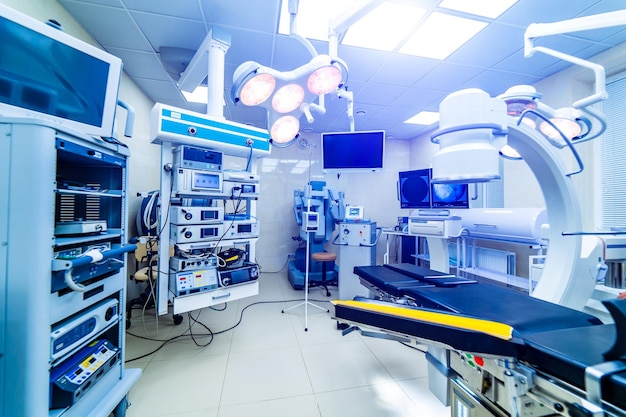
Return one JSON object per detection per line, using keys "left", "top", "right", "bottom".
{"left": 0, "top": 4, "right": 123, "bottom": 138}
{"left": 431, "top": 182, "right": 469, "bottom": 208}
{"left": 322, "top": 130, "right": 385, "bottom": 172}
{"left": 398, "top": 169, "right": 431, "bottom": 209}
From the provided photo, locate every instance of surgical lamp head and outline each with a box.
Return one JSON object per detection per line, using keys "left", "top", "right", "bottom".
{"left": 430, "top": 88, "right": 508, "bottom": 184}
{"left": 231, "top": 55, "right": 347, "bottom": 146}
{"left": 500, "top": 85, "right": 593, "bottom": 143}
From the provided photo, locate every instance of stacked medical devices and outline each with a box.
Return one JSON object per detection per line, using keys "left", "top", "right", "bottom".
{"left": 167, "top": 145, "right": 260, "bottom": 307}
{"left": 0, "top": 4, "right": 141, "bottom": 416}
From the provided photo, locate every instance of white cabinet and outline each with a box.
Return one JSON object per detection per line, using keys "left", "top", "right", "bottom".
{"left": 0, "top": 120, "right": 140, "bottom": 416}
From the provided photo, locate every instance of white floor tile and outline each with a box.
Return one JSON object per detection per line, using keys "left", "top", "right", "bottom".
{"left": 127, "top": 354, "right": 229, "bottom": 416}
{"left": 217, "top": 395, "right": 321, "bottom": 417}
{"left": 315, "top": 383, "right": 424, "bottom": 417}
{"left": 220, "top": 347, "right": 313, "bottom": 405}
{"left": 397, "top": 377, "right": 451, "bottom": 417}
{"left": 124, "top": 272, "right": 447, "bottom": 417}
{"left": 301, "top": 339, "right": 392, "bottom": 393}
{"left": 362, "top": 338, "right": 429, "bottom": 381}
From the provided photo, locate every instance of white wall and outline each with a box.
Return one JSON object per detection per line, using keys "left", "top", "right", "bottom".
{"left": 255, "top": 133, "right": 412, "bottom": 272}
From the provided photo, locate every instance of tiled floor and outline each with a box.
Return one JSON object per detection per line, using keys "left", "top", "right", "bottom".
{"left": 123, "top": 272, "right": 450, "bottom": 417}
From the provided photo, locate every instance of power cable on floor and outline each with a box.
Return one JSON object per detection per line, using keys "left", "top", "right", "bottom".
{"left": 125, "top": 298, "right": 333, "bottom": 363}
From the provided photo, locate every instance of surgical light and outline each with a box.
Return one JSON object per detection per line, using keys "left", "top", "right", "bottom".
{"left": 307, "top": 65, "right": 343, "bottom": 95}
{"left": 270, "top": 115, "right": 300, "bottom": 144}
{"left": 231, "top": 54, "right": 347, "bottom": 144}
{"left": 272, "top": 84, "right": 305, "bottom": 113}
{"left": 239, "top": 72, "right": 276, "bottom": 106}
{"left": 539, "top": 107, "right": 589, "bottom": 140}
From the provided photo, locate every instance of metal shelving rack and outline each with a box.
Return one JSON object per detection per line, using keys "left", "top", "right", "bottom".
{"left": 0, "top": 119, "right": 140, "bottom": 417}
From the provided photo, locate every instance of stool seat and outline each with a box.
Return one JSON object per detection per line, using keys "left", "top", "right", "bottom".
{"left": 312, "top": 252, "right": 337, "bottom": 262}
{"left": 311, "top": 252, "right": 336, "bottom": 297}
{"left": 134, "top": 265, "right": 159, "bottom": 281}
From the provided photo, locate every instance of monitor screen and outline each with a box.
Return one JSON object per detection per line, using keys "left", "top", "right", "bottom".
{"left": 431, "top": 183, "right": 469, "bottom": 208}
{"left": 322, "top": 130, "right": 385, "bottom": 172}
{"left": 398, "top": 169, "right": 431, "bottom": 209}
{"left": 0, "top": 5, "right": 123, "bottom": 138}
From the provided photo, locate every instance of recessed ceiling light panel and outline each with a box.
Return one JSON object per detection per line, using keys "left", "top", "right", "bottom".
{"left": 439, "top": 0, "right": 518, "bottom": 19}
{"left": 398, "top": 12, "right": 487, "bottom": 60}
{"left": 342, "top": 2, "right": 425, "bottom": 51}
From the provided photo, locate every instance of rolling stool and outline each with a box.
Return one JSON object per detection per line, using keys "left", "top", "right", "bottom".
{"left": 312, "top": 252, "right": 337, "bottom": 296}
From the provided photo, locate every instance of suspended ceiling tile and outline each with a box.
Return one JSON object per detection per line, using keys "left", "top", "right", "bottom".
{"left": 355, "top": 83, "right": 410, "bottom": 106}
{"left": 270, "top": 35, "right": 319, "bottom": 71}
{"left": 497, "top": 0, "right": 602, "bottom": 26}
{"left": 60, "top": 0, "right": 123, "bottom": 7}
{"left": 337, "top": 45, "right": 390, "bottom": 84}
{"left": 369, "top": 54, "right": 439, "bottom": 87}
{"left": 201, "top": 0, "right": 280, "bottom": 34}
{"left": 226, "top": 27, "right": 276, "bottom": 69}
{"left": 392, "top": 87, "right": 446, "bottom": 111}
{"left": 446, "top": 23, "right": 526, "bottom": 68}
{"left": 413, "top": 63, "right": 484, "bottom": 91}
{"left": 59, "top": 1, "right": 151, "bottom": 51}
{"left": 122, "top": 0, "right": 204, "bottom": 21}
{"left": 463, "top": 69, "right": 534, "bottom": 96}
{"left": 131, "top": 11, "right": 207, "bottom": 52}
{"left": 107, "top": 48, "right": 170, "bottom": 81}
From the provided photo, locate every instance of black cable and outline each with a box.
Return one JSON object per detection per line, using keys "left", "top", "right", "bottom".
{"left": 186, "top": 310, "right": 214, "bottom": 347}
{"left": 125, "top": 298, "right": 332, "bottom": 362}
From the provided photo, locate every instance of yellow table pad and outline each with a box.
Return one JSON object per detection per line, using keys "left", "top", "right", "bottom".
{"left": 332, "top": 299, "right": 514, "bottom": 341}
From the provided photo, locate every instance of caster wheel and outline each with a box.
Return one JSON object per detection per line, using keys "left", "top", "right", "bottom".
{"left": 173, "top": 314, "right": 183, "bottom": 325}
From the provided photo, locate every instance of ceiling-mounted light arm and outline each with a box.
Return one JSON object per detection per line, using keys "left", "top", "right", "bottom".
{"left": 523, "top": 11, "right": 626, "bottom": 144}
{"left": 288, "top": 0, "right": 318, "bottom": 58}
{"left": 301, "top": 102, "right": 326, "bottom": 123}
{"left": 337, "top": 88, "right": 354, "bottom": 132}
{"left": 327, "top": 0, "right": 382, "bottom": 59}
{"left": 525, "top": 45, "right": 607, "bottom": 109}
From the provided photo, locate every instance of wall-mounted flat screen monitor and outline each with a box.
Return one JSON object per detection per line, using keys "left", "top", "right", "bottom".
{"left": 0, "top": 4, "right": 123, "bottom": 138}
{"left": 322, "top": 130, "right": 385, "bottom": 172}
{"left": 431, "top": 183, "right": 469, "bottom": 208}
{"left": 398, "top": 169, "right": 431, "bottom": 209}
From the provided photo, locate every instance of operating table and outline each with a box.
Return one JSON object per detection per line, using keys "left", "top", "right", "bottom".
{"left": 332, "top": 263, "right": 626, "bottom": 417}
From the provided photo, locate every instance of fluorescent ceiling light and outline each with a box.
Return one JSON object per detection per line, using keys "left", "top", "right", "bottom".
{"left": 341, "top": 2, "right": 425, "bottom": 51}
{"left": 439, "top": 0, "right": 518, "bottom": 19}
{"left": 405, "top": 111, "right": 440, "bottom": 125}
{"left": 278, "top": 0, "right": 358, "bottom": 41}
{"left": 398, "top": 12, "right": 487, "bottom": 60}
{"left": 182, "top": 86, "right": 208, "bottom": 103}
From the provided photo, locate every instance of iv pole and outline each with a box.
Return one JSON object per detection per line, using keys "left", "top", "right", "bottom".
{"left": 282, "top": 141, "right": 329, "bottom": 331}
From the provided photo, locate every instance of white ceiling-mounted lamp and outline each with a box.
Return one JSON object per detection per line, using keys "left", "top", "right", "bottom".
{"left": 538, "top": 107, "right": 591, "bottom": 141}
{"left": 230, "top": 0, "right": 361, "bottom": 147}
{"left": 231, "top": 54, "right": 347, "bottom": 146}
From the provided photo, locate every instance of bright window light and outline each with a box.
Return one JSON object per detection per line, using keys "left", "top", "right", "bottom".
{"left": 182, "top": 86, "right": 208, "bottom": 103}
{"left": 398, "top": 12, "right": 487, "bottom": 60}
{"left": 278, "top": 0, "right": 358, "bottom": 41}
{"left": 341, "top": 2, "right": 425, "bottom": 51}
{"left": 439, "top": 0, "right": 518, "bottom": 19}
{"left": 405, "top": 111, "right": 440, "bottom": 125}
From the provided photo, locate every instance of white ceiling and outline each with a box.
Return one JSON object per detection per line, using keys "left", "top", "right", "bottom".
{"left": 57, "top": 0, "right": 626, "bottom": 140}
